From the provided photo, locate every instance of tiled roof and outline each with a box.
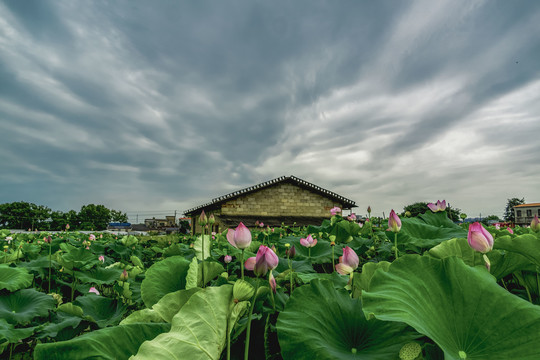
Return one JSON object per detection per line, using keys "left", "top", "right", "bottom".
{"left": 514, "top": 203, "right": 540, "bottom": 208}
{"left": 184, "top": 175, "right": 356, "bottom": 215}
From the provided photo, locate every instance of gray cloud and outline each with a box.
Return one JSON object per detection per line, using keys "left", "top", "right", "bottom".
{"left": 1, "top": 0, "right": 540, "bottom": 221}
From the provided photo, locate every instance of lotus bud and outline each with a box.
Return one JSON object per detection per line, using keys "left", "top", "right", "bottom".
{"left": 335, "top": 246, "right": 359, "bottom": 275}
{"left": 98, "top": 255, "right": 105, "bottom": 263}
{"left": 367, "top": 206, "right": 371, "bottom": 214}
{"left": 507, "top": 227, "right": 514, "bottom": 234}
{"left": 388, "top": 210, "right": 401, "bottom": 233}
{"left": 89, "top": 234, "right": 96, "bottom": 241}
{"left": 224, "top": 255, "right": 232, "bottom": 263}
{"left": 467, "top": 222, "right": 493, "bottom": 253}
{"left": 227, "top": 222, "right": 252, "bottom": 250}
{"left": 65, "top": 224, "right": 70, "bottom": 230}
{"left": 198, "top": 210, "right": 208, "bottom": 226}
{"left": 120, "top": 269, "right": 129, "bottom": 281}
{"left": 531, "top": 215, "right": 540, "bottom": 232}
{"left": 405, "top": 211, "right": 411, "bottom": 217}
{"left": 208, "top": 214, "right": 215, "bottom": 225}
{"left": 269, "top": 271, "right": 276, "bottom": 293}
{"left": 300, "top": 234, "right": 317, "bottom": 248}
{"left": 251, "top": 245, "right": 279, "bottom": 277}
{"left": 286, "top": 244, "right": 296, "bottom": 258}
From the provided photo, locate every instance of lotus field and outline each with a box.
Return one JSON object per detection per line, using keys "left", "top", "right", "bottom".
{"left": 2, "top": 206, "right": 540, "bottom": 360}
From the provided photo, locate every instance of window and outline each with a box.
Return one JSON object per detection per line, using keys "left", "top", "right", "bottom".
{"left": 517, "top": 210, "right": 522, "bottom": 217}
{"left": 527, "top": 210, "right": 532, "bottom": 217}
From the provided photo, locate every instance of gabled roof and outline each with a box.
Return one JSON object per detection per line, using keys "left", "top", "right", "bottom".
{"left": 514, "top": 203, "right": 540, "bottom": 208}
{"left": 184, "top": 175, "right": 356, "bottom": 215}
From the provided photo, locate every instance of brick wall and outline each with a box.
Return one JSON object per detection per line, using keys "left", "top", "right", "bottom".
{"left": 220, "top": 183, "right": 341, "bottom": 217}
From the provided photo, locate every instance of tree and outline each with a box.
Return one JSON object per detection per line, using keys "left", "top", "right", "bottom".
{"left": 481, "top": 215, "right": 501, "bottom": 226}
{"left": 504, "top": 198, "right": 525, "bottom": 222}
{"left": 78, "top": 204, "right": 111, "bottom": 230}
{"left": 110, "top": 209, "right": 128, "bottom": 223}
{"left": 0, "top": 202, "right": 51, "bottom": 230}
{"left": 403, "top": 201, "right": 461, "bottom": 222}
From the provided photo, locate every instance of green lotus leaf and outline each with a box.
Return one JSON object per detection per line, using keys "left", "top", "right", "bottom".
{"left": 59, "top": 248, "right": 97, "bottom": 270}
{"left": 494, "top": 234, "right": 540, "bottom": 267}
{"left": 141, "top": 256, "right": 191, "bottom": 307}
{"left": 132, "top": 285, "right": 237, "bottom": 360}
{"left": 193, "top": 234, "right": 211, "bottom": 260}
{"left": 275, "top": 258, "right": 316, "bottom": 274}
{"left": 152, "top": 288, "right": 202, "bottom": 323}
{"left": 356, "top": 261, "right": 391, "bottom": 293}
{"left": 296, "top": 272, "right": 349, "bottom": 289}
{"left": 131, "top": 255, "right": 144, "bottom": 268}
{"left": 362, "top": 255, "right": 540, "bottom": 360}
{"left": 277, "top": 236, "right": 335, "bottom": 264}
{"left": 18, "top": 255, "right": 57, "bottom": 278}
{"left": 277, "top": 279, "right": 418, "bottom": 360}
{"left": 75, "top": 267, "right": 123, "bottom": 285}
{"left": 0, "top": 318, "right": 36, "bottom": 344}
{"left": 197, "top": 261, "right": 225, "bottom": 287}
{"left": 0, "top": 288, "right": 55, "bottom": 324}
{"left": 74, "top": 295, "right": 127, "bottom": 328}
{"left": 389, "top": 211, "right": 467, "bottom": 252}
{"left": 34, "top": 323, "right": 170, "bottom": 360}
{"left": 233, "top": 279, "right": 254, "bottom": 302}
{"left": 0, "top": 264, "right": 33, "bottom": 291}
{"left": 37, "top": 313, "right": 83, "bottom": 340}
{"left": 428, "top": 237, "right": 535, "bottom": 279}
{"left": 120, "top": 308, "right": 164, "bottom": 325}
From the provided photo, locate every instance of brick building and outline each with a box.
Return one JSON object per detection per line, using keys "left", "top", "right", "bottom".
{"left": 514, "top": 203, "right": 540, "bottom": 227}
{"left": 184, "top": 175, "right": 356, "bottom": 234}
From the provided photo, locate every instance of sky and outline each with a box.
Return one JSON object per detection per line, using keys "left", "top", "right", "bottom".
{"left": 1, "top": 0, "right": 539, "bottom": 223}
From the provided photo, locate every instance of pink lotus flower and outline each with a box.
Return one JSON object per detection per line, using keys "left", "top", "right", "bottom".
{"left": 347, "top": 213, "right": 357, "bottom": 221}
{"left": 507, "top": 227, "right": 514, "bottom": 234}
{"left": 388, "top": 210, "right": 401, "bottom": 233}
{"left": 467, "top": 222, "right": 494, "bottom": 253}
{"left": 335, "top": 246, "right": 359, "bottom": 275}
{"left": 98, "top": 255, "right": 105, "bottom": 263}
{"left": 89, "top": 234, "right": 96, "bottom": 241}
{"left": 330, "top": 206, "right": 341, "bottom": 216}
{"left": 427, "top": 200, "right": 447, "bottom": 212}
{"left": 259, "top": 222, "right": 264, "bottom": 227}
{"left": 495, "top": 223, "right": 501, "bottom": 230}
{"left": 245, "top": 245, "right": 279, "bottom": 277}
{"left": 531, "top": 215, "right": 540, "bottom": 232}
{"left": 269, "top": 271, "right": 276, "bottom": 293}
{"left": 300, "top": 234, "right": 317, "bottom": 248}
{"left": 227, "top": 222, "right": 252, "bottom": 250}
{"left": 89, "top": 287, "right": 100, "bottom": 295}
{"left": 224, "top": 255, "right": 232, "bottom": 263}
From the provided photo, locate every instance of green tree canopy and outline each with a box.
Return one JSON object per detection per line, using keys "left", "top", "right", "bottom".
{"left": 403, "top": 201, "right": 462, "bottom": 222}
{"left": 504, "top": 197, "right": 525, "bottom": 222}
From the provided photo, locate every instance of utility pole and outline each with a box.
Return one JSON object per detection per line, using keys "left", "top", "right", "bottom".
{"left": 136, "top": 214, "right": 138, "bottom": 224}
{"left": 174, "top": 210, "right": 177, "bottom": 225}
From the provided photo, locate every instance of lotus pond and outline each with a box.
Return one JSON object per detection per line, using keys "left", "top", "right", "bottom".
{"left": 1, "top": 209, "right": 540, "bottom": 360}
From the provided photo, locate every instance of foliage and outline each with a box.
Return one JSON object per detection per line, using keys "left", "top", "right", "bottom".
{"left": 504, "top": 197, "right": 525, "bottom": 222}
{"left": 403, "top": 201, "right": 462, "bottom": 221}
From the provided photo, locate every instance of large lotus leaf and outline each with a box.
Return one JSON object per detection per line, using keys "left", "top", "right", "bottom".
{"left": 276, "top": 279, "right": 418, "bottom": 360}
{"left": 0, "top": 318, "right": 36, "bottom": 344}
{"left": 75, "top": 267, "right": 123, "bottom": 285}
{"left": 141, "top": 256, "right": 191, "bottom": 307}
{"left": 329, "top": 220, "right": 362, "bottom": 243}
{"left": 152, "top": 288, "right": 202, "bottom": 323}
{"left": 388, "top": 212, "right": 467, "bottom": 251}
{"left": 428, "top": 238, "right": 535, "bottom": 279}
{"left": 355, "top": 261, "right": 391, "bottom": 293}
{"left": 18, "top": 255, "right": 57, "bottom": 278}
{"left": 37, "top": 312, "right": 83, "bottom": 340}
{"left": 74, "top": 295, "right": 127, "bottom": 328}
{"left": 120, "top": 308, "right": 165, "bottom": 325}
{"left": 33, "top": 323, "right": 170, "bottom": 360}
{"left": 0, "top": 264, "right": 33, "bottom": 291}
{"left": 362, "top": 255, "right": 540, "bottom": 360}
{"left": 59, "top": 248, "right": 97, "bottom": 270}
{"left": 494, "top": 234, "right": 540, "bottom": 267}
{"left": 277, "top": 236, "right": 336, "bottom": 264}
{"left": 132, "top": 285, "right": 237, "bottom": 360}
{"left": 0, "top": 288, "right": 55, "bottom": 324}
{"left": 296, "top": 272, "right": 349, "bottom": 289}
{"left": 193, "top": 234, "right": 212, "bottom": 260}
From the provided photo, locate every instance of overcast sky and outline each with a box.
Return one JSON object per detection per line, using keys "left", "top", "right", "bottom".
{"left": 1, "top": 0, "right": 539, "bottom": 222}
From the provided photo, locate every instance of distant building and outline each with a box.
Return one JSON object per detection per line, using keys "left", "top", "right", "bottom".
{"left": 514, "top": 203, "right": 540, "bottom": 227}
{"left": 184, "top": 175, "right": 357, "bottom": 234}
{"left": 144, "top": 216, "right": 177, "bottom": 230}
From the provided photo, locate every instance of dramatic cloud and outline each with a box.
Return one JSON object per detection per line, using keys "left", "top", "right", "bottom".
{"left": 1, "top": 0, "right": 539, "bottom": 222}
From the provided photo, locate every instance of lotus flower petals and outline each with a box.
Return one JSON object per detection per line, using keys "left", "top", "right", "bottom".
{"left": 388, "top": 210, "right": 401, "bottom": 233}
{"left": 253, "top": 245, "right": 279, "bottom": 277}
{"left": 467, "top": 222, "right": 494, "bottom": 253}
{"left": 98, "top": 255, "right": 105, "bottom": 263}
{"left": 244, "top": 257, "right": 256, "bottom": 271}
{"left": 330, "top": 206, "right": 341, "bottom": 215}
{"left": 89, "top": 287, "right": 100, "bottom": 295}
{"left": 427, "top": 203, "right": 438, "bottom": 212}
{"left": 227, "top": 223, "right": 252, "bottom": 249}
{"left": 507, "top": 227, "right": 514, "bottom": 234}
{"left": 300, "top": 234, "right": 317, "bottom": 248}
{"left": 341, "top": 246, "right": 359, "bottom": 270}
{"left": 335, "top": 262, "right": 355, "bottom": 275}
{"left": 224, "top": 255, "right": 232, "bottom": 263}
{"left": 428, "top": 200, "right": 447, "bottom": 212}
{"left": 531, "top": 215, "right": 540, "bottom": 232}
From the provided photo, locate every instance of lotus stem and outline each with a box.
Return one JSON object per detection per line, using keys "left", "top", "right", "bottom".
{"left": 48, "top": 241, "right": 52, "bottom": 293}
{"left": 244, "top": 278, "right": 260, "bottom": 360}
{"left": 331, "top": 245, "right": 335, "bottom": 271}
{"left": 201, "top": 227, "right": 205, "bottom": 289}
{"left": 241, "top": 249, "right": 245, "bottom": 280}
{"left": 394, "top": 233, "right": 398, "bottom": 259}
{"left": 288, "top": 257, "right": 294, "bottom": 293}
